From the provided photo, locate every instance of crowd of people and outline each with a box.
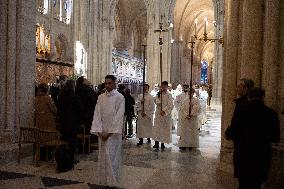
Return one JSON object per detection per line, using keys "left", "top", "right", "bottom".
{"left": 35, "top": 75, "right": 98, "bottom": 170}
{"left": 35, "top": 75, "right": 280, "bottom": 189}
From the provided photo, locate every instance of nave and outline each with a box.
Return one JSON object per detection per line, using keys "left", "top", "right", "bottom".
{"left": 0, "top": 109, "right": 240, "bottom": 189}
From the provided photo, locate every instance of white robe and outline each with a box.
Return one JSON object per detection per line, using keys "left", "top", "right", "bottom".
{"left": 168, "top": 90, "right": 177, "bottom": 129}
{"left": 178, "top": 96, "right": 201, "bottom": 148}
{"left": 153, "top": 92, "right": 174, "bottom": 144}
{"left": 136, "top": 93, "right": 155, "bottom": 138}
{"left": 174, "top": 92, "right": 189, "bottom": 136}
{"left": 199, "top": 90, "right": 208, "bottom": 124}
{"left": 90, "top": 89, "right": 125, "bottom": 187}
{"left": 150, "top": 89, "right": 158, "bottom": 97}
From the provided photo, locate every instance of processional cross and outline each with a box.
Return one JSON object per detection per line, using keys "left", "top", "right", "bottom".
{"left": 141, "top": 42, "right": 147, "bottom": 113}
{"left": 154, "top": 20, "right": 168, "bottom": 111}
{"left": 188, "top": 40, "right": 195, "bottom": 117}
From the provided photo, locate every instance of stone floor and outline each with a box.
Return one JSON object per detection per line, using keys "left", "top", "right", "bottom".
{"left": 0, "top": 109, "right": 282, "bottom": 189}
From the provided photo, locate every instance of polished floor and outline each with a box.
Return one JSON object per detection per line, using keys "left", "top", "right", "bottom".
{"left": 0, "top": 109, "right": 267, "bottom": 189}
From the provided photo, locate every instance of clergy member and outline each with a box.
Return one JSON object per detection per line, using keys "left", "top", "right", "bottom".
{"left": 136, "top": 84, "right": 155, "bottom": 145}
{"left": 174, "top": 84, "right": 190, "bottom": 136}
{"left": 153, "top": 81, "right": 174, "bottom": 149}
{"left": 90, "top": 75, "right": 125, "bottom": 187}
{"left": 178, "top": 88, "right": 201, "bottom": 150}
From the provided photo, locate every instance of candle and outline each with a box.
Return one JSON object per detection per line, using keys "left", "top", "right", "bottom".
{"left": 204, "top": 17, "right": 208, "bottom": 34}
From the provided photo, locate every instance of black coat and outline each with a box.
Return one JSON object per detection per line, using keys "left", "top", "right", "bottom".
{"left": 57, "top": 93, "right": 81, "bottom": 136}
{"left": 76, "top": 85, "right": 98, "bottom": 127}
{"left": 226, "top": 100, "right": 280, "bottom": 181}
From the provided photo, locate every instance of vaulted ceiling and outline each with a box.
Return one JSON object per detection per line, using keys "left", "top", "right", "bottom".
{"left": 113, "top": 0, "right": 147, "bottom": 51}
{"left": 174, "top": 0, "right": 215, "bottom": 62}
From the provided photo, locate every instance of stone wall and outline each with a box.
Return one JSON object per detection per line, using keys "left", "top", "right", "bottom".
{"left": 0, "top": 0, "right": 36, "bottom": 143}
{"left": 220, "top": 0, "right": 284, "bottom": 172}
{"left": 36, "top": 0, "right": 74, "bottom": 84}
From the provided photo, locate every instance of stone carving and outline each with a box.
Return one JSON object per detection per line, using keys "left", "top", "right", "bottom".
{"left": 112, "top": 50, "right": 144, "bottom": 83}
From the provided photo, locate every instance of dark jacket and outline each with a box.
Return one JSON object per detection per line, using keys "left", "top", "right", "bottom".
{"left": 76, "top": 85, "right": 98, "bottom": 127}
{"left": 226, "top": 95, "right": 249, "bottom": 141}
{"left": 125, "top": 93, "right": 135, "bottom": 117}
{"left": 226, "top": 100, "right": 280, "bottom": 181}
{"left": 50, "top": 85, "right": 60, "bottom": 108}
{"left": 57, "top": 93, "right": 81, "bottom": 136}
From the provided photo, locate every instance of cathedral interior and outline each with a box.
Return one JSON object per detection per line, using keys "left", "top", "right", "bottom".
{"left": 0, "top": 0, "right": 284, "bottom": 188}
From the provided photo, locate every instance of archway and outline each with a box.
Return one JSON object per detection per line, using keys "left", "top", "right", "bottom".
{"left": 171, "top": 0, "right": 225, "bottom": 170}
{"left": 112, "top": 0, "right": 147, "bottom": 94}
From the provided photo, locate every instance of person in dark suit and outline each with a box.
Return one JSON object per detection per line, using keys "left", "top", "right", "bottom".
{"left": 58, "top": 80, "right": 81, "bottom": 163}
{"left": 226, "top": 87, "right": 280, "bottom": 189}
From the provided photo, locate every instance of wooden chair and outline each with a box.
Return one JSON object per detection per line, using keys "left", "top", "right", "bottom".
{"left": 38, "top": 129, "right": 68, "bottom": 161}
{"left": 76, "top": 125, "right": 91, "bottom": 154}
{"left": 18, "top": 127, "right": 39, "bottom": 163}
{"left": 18, "top": 127, "right": 67, "bottom": 165}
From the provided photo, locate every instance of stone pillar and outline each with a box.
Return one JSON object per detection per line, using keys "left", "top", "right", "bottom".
{"left": 219, "top": 0, "right": 240, "bottom": 173}
{"left": 49, "top": 0, "right": 56, "bottom": 61}
{"left": 0, "top": 0, "right": 36, "bottom": 142}
{"left": 262, "top": 0, "right": 280, "bottom": 111}
{"left": 212, "top": 0, "right": 224, "bottom": 106}
{"left": 146, "top": 0, "right": 173, "bottom": 88}
{"left": 87, "top": 0, "right": 118, "bottom": 85}
{"left": 278, "top": 0, "right": 284, "bottom": 149}
{"left": 170, "top": 40, "right": 183, "bottom": 86}
{"left": 240, "top": 0, "right": 264, "bottom": 86}
{"left": 146, "top": 1, "right": 160, "bottom": 88}
{"left": 0, "top": 0, "right": 8, "bottom": 140}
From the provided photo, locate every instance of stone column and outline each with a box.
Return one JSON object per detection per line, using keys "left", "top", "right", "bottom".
{"left": 278, "top": 0, "right": 284, "bottom": 149}
{"left": 212, "top": 0, "right": 224, "bottom": 106}
{"left": 87, "top": 0, "right": 118, "bottom": 85}
{"left": 146, "top": 1, "right": 160, "bottom": 88}
{"left": 240, "top": 0, "right": 264, "bottom": 86}
{"left": 0, "top": 0, "right": 36, "bottom": 142}
{"left": 0, "top": 0, "right": 8, "bottom": 140}
{"left": 49, "top": 0, "right": 56, "bottom": 61}
{"left": 262, "top": 0, "right": 280, "bottom": 110}
{"left": 219, "top": 0, "right": 240, "bottom": 173}
{"left": 146, "top": 0, "right": 173, "bottom": 87}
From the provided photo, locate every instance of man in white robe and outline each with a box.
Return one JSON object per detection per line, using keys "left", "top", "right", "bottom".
{"left": 90, "top": 75, "right": 125, "bottom": 187}
{"left": 174, "top": 84, "right": 190, "bottom": 136}
{"left": 153, "top": 81, "right": 174, "bottom": 149}
{"left": 178, "top": 88, "right": 201, "bottom": 150}
{"left": 199, "top": 86, "right": 208, "bottom": 125}
{"left": 136, "top": 84, "right": 155, "bottom": 145}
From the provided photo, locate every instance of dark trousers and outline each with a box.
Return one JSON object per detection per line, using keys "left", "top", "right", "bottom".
{"left": 238, "top": 178, "right": 262, "bottom": 189}
{"left": 61, "top": 134, "right": 76, "bottom": 161}
{"left": 125, "top": 115, "right": 133, "bottom": 136}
